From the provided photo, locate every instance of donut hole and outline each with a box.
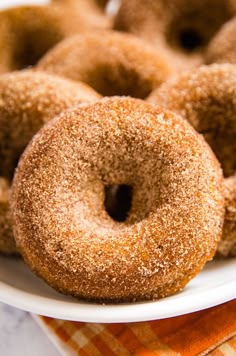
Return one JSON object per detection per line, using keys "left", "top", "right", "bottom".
{"left": 14, "top": 48, "right": 39, "bottom": 70}
{"left": 104, "top": 184, "right": 133, "bottom": 222}
{"left": 0, "top": 143, "right": 25, "bottom": 182}
{"left": 166, "top": 22, "right": 208, "bottom": 53}
{"left": 86, "top": 63, "right": 154, "bottom": 98}
{"left": 13, "top": 40, "right": 47, "bottom": 69}
{"left": 13, "top": 32, "right": 63, "bottom": 70}
{"left": 178, "top": 28, "right": 203, "bottom": 52}
{"left": 166, "top": 2, "right": 234, "bottom": 54}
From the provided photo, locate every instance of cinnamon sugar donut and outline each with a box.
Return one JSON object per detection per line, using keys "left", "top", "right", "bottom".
{"left": 148, "top": 64, "right": 236, "bottom": 256}
{"left": 37, "top": 31, "right": 172, "bottom": 98}
{"left": 0, "top": 4, "right": 109, "bottom": 73}
{"left": 11, "top": 97, "right": 224, "bottom": 301}
{"left": 114, "top": 0, "right": 236, "bottom": 72}
{"left": 0, "top": 178, "right": 16, "bottom": 254}
{"left": 206, "top": 17, "right": 236, "bottom": 65}
{"left": 217, "top": 176, "right": 236, "bottom": 257}
{"left": 0, "top": 70, "right": 100, "bottom": 255}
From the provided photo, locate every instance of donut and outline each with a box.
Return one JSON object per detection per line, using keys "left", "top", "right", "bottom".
{"left": 217, "top": 176, "right": 236, "bottom": 257}
{"left": 37, "top": 30, "right": 172, "bottom": 98}
{"left": 96, "top": 0, "right": 109, "bottom": 9}
{"left": 11, "top": 97, "right": 224, "bottom": 301}
{"left": 148, "top": 64, "right": 236, "bottom": 256}
{"left": 206, "top": 17, "right": 236, "bottom": 65}
{"left": 113, "top": 0, "right": 236, "bottom": 72}
{"left": 0, "top": 4, "right": 109, "bottom": 73}
{"left": 0, "top": 70, "right": 100, "bottom": 255}
{"left": 0, "top": 178, "right": 16, "bottom": 254}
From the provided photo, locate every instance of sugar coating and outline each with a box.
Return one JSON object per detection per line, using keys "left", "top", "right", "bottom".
{"left": 114, "top": 0, "right": 236, "bottom": 72}
{"left": 148, "top": 63, "right": 236, "bottom": 257}
{"left": 0, "top": 4, "right": 109, "bottom": 73}
{"left": 206, "top": 17, "right": 236, "bottom": 65}
{"left": 11, "top": 97, "right": 224, "bottom": 302}
{"left": 37, "top": 30, "right": 172, "bottom": 98}
{"left": 217, "top": 176, "right": 236, "bottom": 257}
{"left": 0, "top": 70, "right": 100, "bottom": 254}
{"left": 0, "top": 178, "right": 17, "bottom": 254}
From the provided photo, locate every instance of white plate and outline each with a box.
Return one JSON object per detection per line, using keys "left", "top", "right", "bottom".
{"left": 0, "top": 255, "right": 235, "bottom": 323}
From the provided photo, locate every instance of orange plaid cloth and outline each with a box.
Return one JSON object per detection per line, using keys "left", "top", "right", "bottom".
{"left": 35, "top": 299, "right": 236, "bottom": 356}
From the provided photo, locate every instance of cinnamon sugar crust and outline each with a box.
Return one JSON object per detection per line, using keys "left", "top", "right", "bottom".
{"left": 37, "top": 30, "right": 172, "bottom": 98}
{"left": 206, "top": 17, "right": 236, "bottom": 65}
{"left": 11, "top": 97, "right": 224, "bottom": 302}
{"left": 0, "top": 70, "right": 100, "bottom": 254}
{"left": 0, "top": 178, "right": 17, "bottom": 254}
{"left": 114, "top": 0, "right": 236, "bottom": 72}
{"left": 148, "top": 64, "right": 236, "bottom": 257}
{"left": 0, "top": 4, "right": 109, "bottom": 73}
{"left": 217, "top": 176, "right": 236, "bottom": 257}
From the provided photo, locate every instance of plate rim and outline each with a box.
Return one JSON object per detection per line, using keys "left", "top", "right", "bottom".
{"left": 0, "top": 275, "right": 235, "bottom": 323}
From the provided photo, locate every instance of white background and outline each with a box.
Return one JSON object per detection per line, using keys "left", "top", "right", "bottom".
{"left": 0, "top": 0, "right": 49, "bottom": 8}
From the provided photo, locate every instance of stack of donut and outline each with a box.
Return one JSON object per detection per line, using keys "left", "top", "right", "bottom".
{"left": 0, "top": 0, "right": 235, "bottom": 302}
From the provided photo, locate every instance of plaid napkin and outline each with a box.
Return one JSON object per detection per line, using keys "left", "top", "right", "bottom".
{"left": 34, "top": 299, "right": 236, "bottom": 356}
